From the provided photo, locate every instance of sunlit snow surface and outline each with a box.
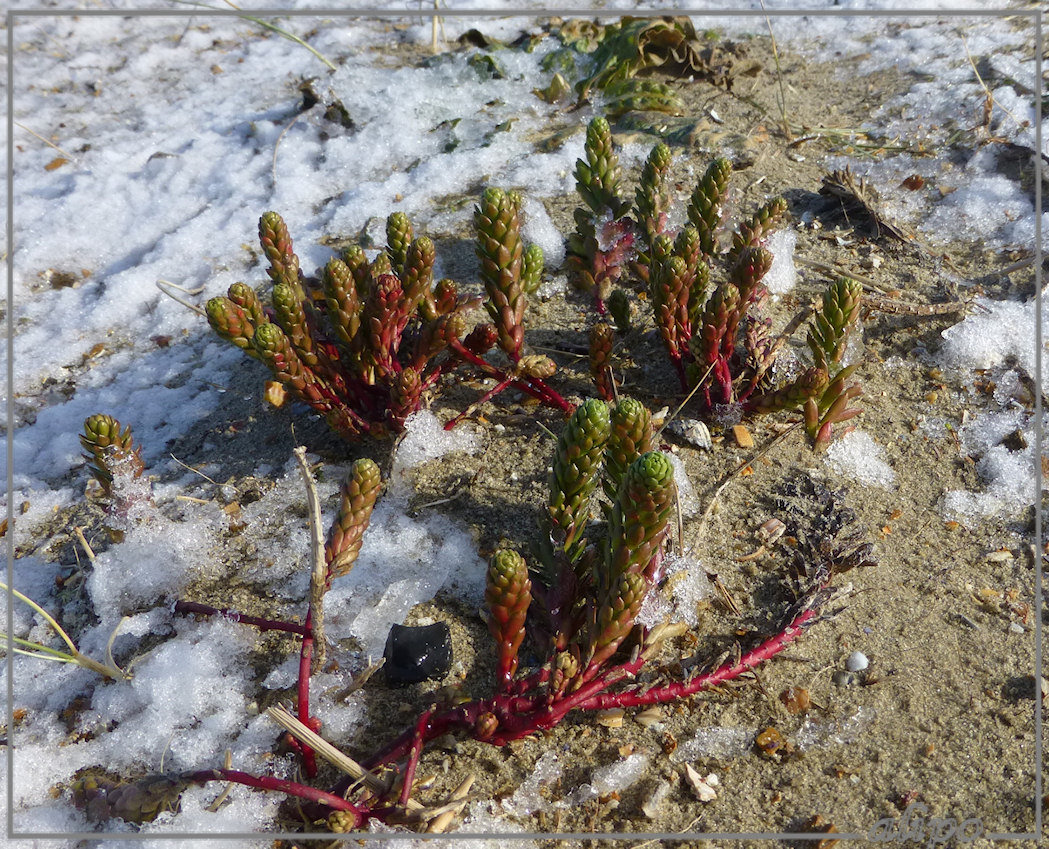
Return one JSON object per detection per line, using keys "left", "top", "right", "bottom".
{"left": 3, "top": 1, "right": 1041, "bottom": 841}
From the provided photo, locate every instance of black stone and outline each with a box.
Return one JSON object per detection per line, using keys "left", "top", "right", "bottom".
{"left": 383, "top": 622, "right": 452, "bottom": 686}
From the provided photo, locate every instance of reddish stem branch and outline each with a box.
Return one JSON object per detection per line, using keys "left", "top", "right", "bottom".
{"left": 297, "top": 607, "right": 318, "bottom": 777}
{"left": 186, "top": 768, "right": 361, "bottom": 816}
{"left": 582, "top": 608, "right": 817, "bottom": 711}
{"left": 448, "top": 338, "right": 574, "bottom": 416}
{"left": 444, "top": 377, "right": 514, "bottom": 430}
{"left": 362, "top": 602, "right": 822, "bottom": 771}
{"left": 399, "top": 709, "right": 432, "bottom": 807}
{"left": 172, "top": 600, "right": 310, "bottom": 637}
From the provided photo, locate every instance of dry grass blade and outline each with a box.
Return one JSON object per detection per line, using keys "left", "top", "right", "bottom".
{"left": 425, "top": 774, "right": 475, "bottom": 833}
{"left": 156, "top": 280, "right": 207, "bottom": 316}
{"left": 266, "top": 705, "right": 427, "bottom": 809}
{"left": 206, "top": 750, "right": 235, "bottom": 812}
{"left": 14, "top": 121, "right": 77, "bottom": 161}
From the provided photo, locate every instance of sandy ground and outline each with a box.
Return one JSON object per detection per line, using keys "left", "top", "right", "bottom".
{"left": 20, "top": 21, "right": 1044, "bottom": 846}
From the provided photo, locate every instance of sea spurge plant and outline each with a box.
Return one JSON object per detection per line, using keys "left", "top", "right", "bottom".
{"left": 751, "top": 276, "right": 865, "bottom": 449}
{"left": 803, "top": 277, "right": 864, "bottom": 449}
{"left": 569, "top": 117, "right": 863, "bottom": 448}
{"left": 325, "top": 458, "right": 382, "bottom": 581}
{"left": 80, "top": 414, "right": 153, "bottom": 531}
{"left": 485, "top": 549, "right": 532, "bottom": 690}
{"left": 687, "top": 156, "right": 733, "bottom": 257}
{"left": 474, "top": 187, "right": 527, "bottom": 360}
{"left": 82, "top": 405, "right": 870, "bottom": 833}
{"left": 603, "top": 449, "right": 674, "bottom": 590}
{"left": 172, "top": 451, "right": 382, "bottom": 779}
{"left": 208, "top": 207, "right": 571, "bottom": 442}
{"left": 568, "top": 117, "right": 637, "bottom": 312}
{"left": 441, "top": 188, "right": 572, "bottom": 427}
{"left": 80, "top": 414, "right": 143, "bottom": 495}
{"left": 634, "top": 141, "right": 673, "bottom": 250}
{"left": 589, "top": 321, "right": 616, "bottom": 402}
{"left": 603, "top": 396, "right": 653, "bottom": 504}
{"left": 545, "top": 399, "right": 612, "bottom": 566}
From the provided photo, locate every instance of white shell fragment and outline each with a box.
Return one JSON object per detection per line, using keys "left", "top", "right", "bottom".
{"left": 641, "top": 780, "right": 672, "bottom": 818}
{"left": 665, "top": 418, "right": 713, "bottom": 451}
{"left": 634, "top": 706, "right": 664, "bottom": 728}
{"left": 845, "top": 651, "right": 869, "bottom": 672}
{"left": 683, "top": 764, "right": 719, "bottom": 802}
{"left": 759, "top": 518, "right": 786, "bottom": 543}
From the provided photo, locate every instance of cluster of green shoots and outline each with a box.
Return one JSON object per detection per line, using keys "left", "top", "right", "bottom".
{"left": 205, "top": 115, "right": 862, "bottom": 452}
{"left": 206, "top": 201, "right": 571, "bottom": 441}
{"left": 67, "top": 399, "right": 862, "bottom": 832}
{"left": 575, "top": 116, "right": 863, "bottom": 449}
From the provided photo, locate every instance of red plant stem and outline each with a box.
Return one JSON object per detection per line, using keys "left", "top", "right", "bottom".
{"left": 298, "top": 607, "right": 318, "bottom": 777}
{"left": 172, "top": 600, "right": 311, "bottom": 637}
{"left": 447, "top": 338, "right": 574, "bottom": 415}
{"left": 444, "top": 377, "right": 514, "bottom": 430}
{"left": 714, "top": 358, "right": 734, "bottom": 405}
{"left": 399, "top": 708, "right": 432, "bottom": 807}
{"left": 362, "top": 604, "right": 820, "bottom": 768}
{"left": 672, "top": 356, "right": 689, "bottom": 394}
{"left": 185, "top": 768, "right": 361, "bottom": 816}
{"left": 174, "top": 598, "right": 319, "bottom": 775}
{"left": 519, "top": 375, "right": 575, "bottom": 414}
{"left": 582, "top": 608, "right": 818, "bottom": 711}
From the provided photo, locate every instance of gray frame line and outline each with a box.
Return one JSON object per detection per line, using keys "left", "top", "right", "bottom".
{"left": 4, "top": 6, "right": 1032, "bottom": 17}
{"left": 5, "top": 7, "right": 16, "bottom": 846}
{"left": 5, "top": 4, "right": 1043, "bottom": 842}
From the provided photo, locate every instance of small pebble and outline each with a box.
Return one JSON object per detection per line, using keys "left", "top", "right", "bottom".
{"left": 384, "top": 622, "right": 453, "bottom": 686}
{"left": 845, "top": 651, "right": 869, "bottom": 672}
{"left": 1009, "top": 622, "right": 1025, "bottom": 634}
{"left": 832, "top": 670, "right": 856, "bottom": 687}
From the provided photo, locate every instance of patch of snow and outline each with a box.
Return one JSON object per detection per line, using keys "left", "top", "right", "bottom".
{"left": 763, "top": 229, "right": 798, "bottom": 296}
{"left": 825, "top": 430, "right": 897, "bottom": 488}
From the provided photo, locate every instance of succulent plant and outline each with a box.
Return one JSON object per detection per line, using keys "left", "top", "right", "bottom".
{"left": 85, "top": 397, "right": 867, "bottom": 834}
{"left": 80, "top": 414, "right": 153, "bottom": 532}
{"left": 568, "top": 117, "right": 862, "bottom": 446}
{"left": 208, "top": 206, "right": 571, "bottom": 443}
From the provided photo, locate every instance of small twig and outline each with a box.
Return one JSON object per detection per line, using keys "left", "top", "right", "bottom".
{"left": 863, "top": 294, "right": 972, "bottom": 316}
{"left": 156, "top": 280, "right": 207, "bottom": 316}
{"left": 653, "top": 362, "right": 715, "bottom": 443}
{"left": 266, "top": 705, "right": 425, "bottom": 810}
{"left": 73, "top": 526, "right": 96, "bottom": 564}
{"left": 426, "top": 774, "right": 475, "bottom": 833}
{"left": 962, "top": 36, "right": 1023, "bottom": 130}
{"left": 175, "top": 495, "right": 213, "bottom": 505}
{"left": 329, "top": 657, "right": 385, "bottom": 702}
{"left": 793, "top": 256, "right": 888, "bottom": 292}
{"left": 169, "top": 453, "right": 221, "bottom": 487}
{"left": 758, "top": 0, "right": 791, "bottom": 141}
{"left": 14, "top": 121, "right": 76, "bottom": 161}
{"left": 696, "top": 422, "right": 802, "bottom": 535}
{"left": 293, "top": 447, "right": 327, "bottom": 672}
